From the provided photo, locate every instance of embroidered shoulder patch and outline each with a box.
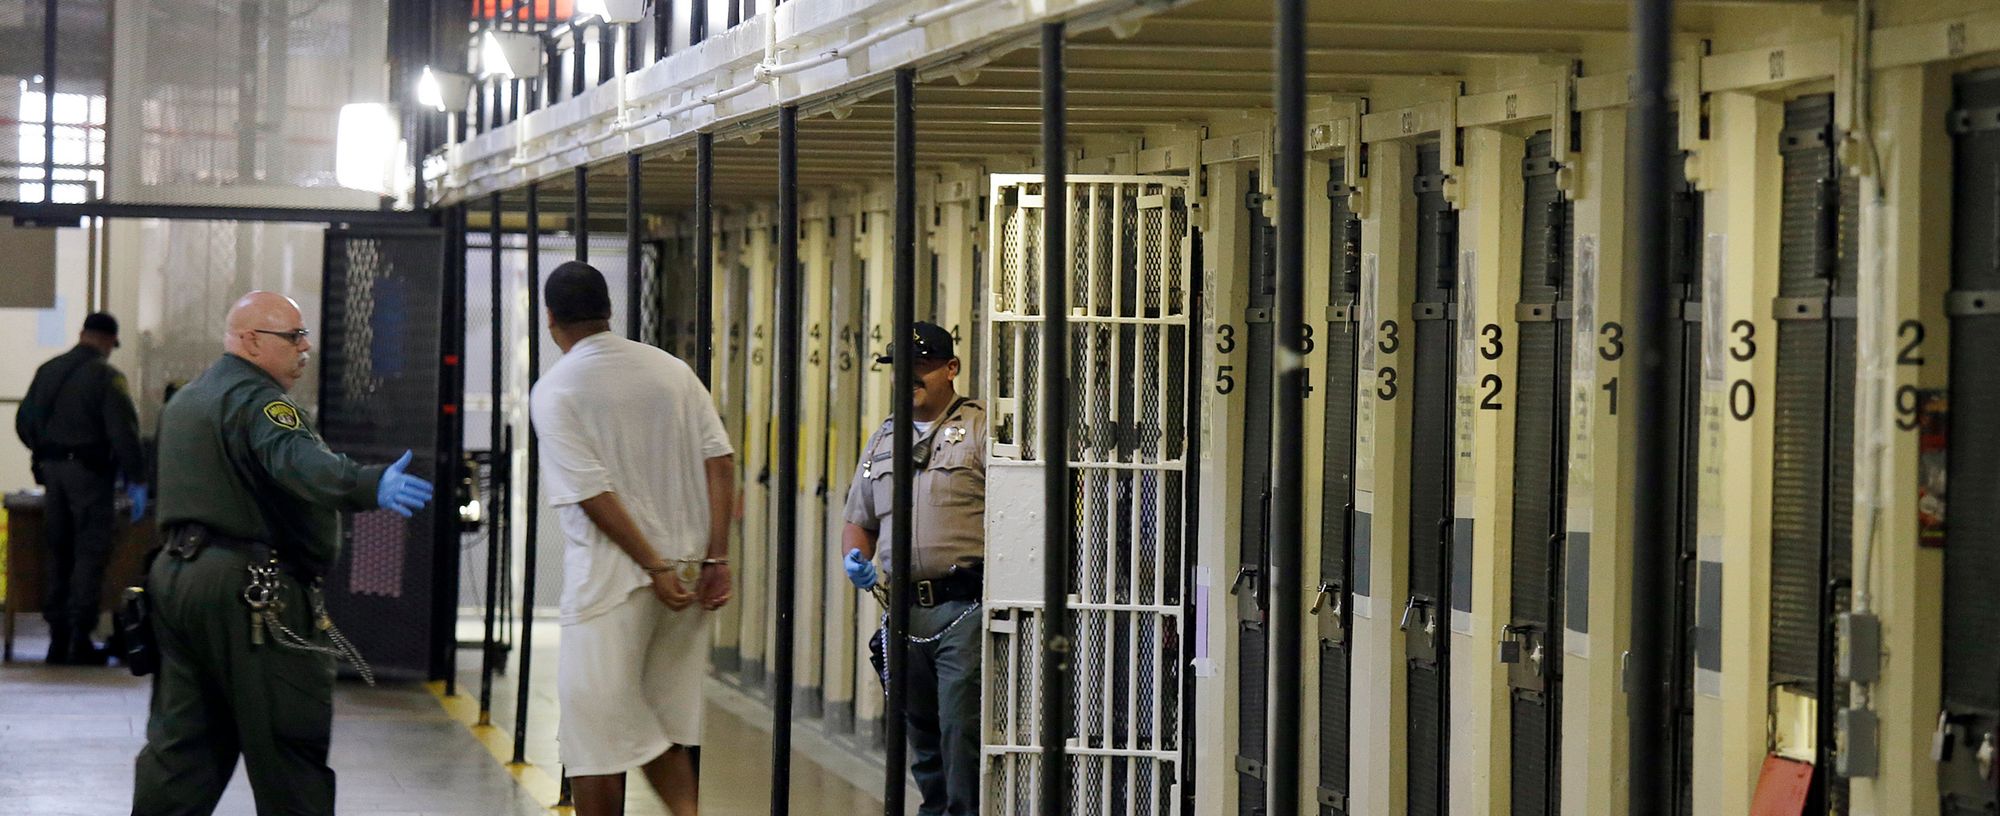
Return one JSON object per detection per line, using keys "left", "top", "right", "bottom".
{"left": 263, "top": 401, "right": 302, "bottom": 430}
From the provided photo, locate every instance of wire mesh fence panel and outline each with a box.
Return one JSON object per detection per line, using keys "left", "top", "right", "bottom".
{"left": 982, "top": 175, "right": 1192, "bottom": 816}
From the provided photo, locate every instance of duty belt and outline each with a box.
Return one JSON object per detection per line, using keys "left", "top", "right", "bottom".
{"left": 162, "top": 523, "right": 372, "bottom": 684}
{"left": 913, "top": 570, "right": 982, "bottom": 608}
{"left": 163, "top": 524, "right": 315, "bottom": 583}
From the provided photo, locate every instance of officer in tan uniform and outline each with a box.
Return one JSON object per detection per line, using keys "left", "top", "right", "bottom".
{"left": 840, "top": 321, "right": 984, "bottom": 816}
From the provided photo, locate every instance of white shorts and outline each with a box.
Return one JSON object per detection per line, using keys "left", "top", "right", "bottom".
{"left": 557, "top": 586, "right": 711, "bottom": 775}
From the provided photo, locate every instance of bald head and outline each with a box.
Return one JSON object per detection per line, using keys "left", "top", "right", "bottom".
{"left": 224, "top": 291, "right": 313, "bottom": 390}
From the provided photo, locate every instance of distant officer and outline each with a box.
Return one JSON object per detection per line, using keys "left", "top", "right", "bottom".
{"left": 841, "top": 321, "right": 986, "bottom": 816}
{"left": 14, "top": 311, "right": 146, "bottom": 664}
{"left": 131, "top": 291, "right": 434, "bottom": 816}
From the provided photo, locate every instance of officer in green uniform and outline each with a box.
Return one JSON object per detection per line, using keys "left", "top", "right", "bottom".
{"left": 14, "top": 312, "right": 147, "bottom": 664}
{"left": 841, "top": 321, "right": 987, "bottom": 816}
{"left": 131, "top": 291, "right": 434, "bottom": 816}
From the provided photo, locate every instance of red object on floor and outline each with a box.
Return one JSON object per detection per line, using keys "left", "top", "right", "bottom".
{"left": 1749, "top": 754, "right": 1814, "bottom": 816}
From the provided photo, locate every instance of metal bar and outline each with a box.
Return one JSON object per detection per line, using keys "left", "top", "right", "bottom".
{"left": 1625, "top": 0, "right": 1677, "bottom": 811}
{"left": 0, "top": 200, "right": 433, "bottom": 226}
{"left": 885, "top": 66, "right": 916, "bottom": 816}
{"left": 479, "top": 191, "right": 504, "bottom": 726}
{"left": 41, "top": 0, "right": 55, "bottom": 204}
{"left": 575, "top": 166, "right": 590, "bottom": 262}
{"left": 771, "top": 103, "right": 801, "bottom": 816}
{"left": 599, "top": 22, "right": 616, "bottom": 85}
{"left": 513, "top": 181, "right": 544, "bottom": 767}
{"left": 1039, "top": 21, "right": 1074, "bottom": 815}
{"left": 1269, "top": 1, "right": 1307, "bottom": 813}
{"left": 696, "top": 132, "right": 715, "bottom": 384}
{"left": 438, "top": 203, "right": 467, "bottom": 690}
{"left": 572, "top": 25, "right": 587, "bottom": 98}
{"left": 653, "top": 0, "right": 670, "bottom": 61}
{"left": 628, "top": 151, "right": 644, "bottom": 339}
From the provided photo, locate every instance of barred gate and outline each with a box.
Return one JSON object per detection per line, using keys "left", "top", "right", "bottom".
{"left": 981, "top": 174, "right": 1194, "bottom": 815}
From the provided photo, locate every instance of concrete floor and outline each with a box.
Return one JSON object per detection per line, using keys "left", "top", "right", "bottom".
{"left": 0, "top": 617, "right": 893, "bottom": 815}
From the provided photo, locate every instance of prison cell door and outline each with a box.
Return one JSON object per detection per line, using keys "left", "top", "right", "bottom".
{"left": 1664, "top": 143, "right": 1706, "bottom": 816}
{"left": 1405, "top": 141, "right": 1458, "bottom": 816}
{"left": 1766, "top": 92, "right": 1857, "bottom": 812}
{"left": 318, "top": 226, "right": 450, "bottom": 678}
{"left": 1939, "top": 67, "right": 2000, "bottom": 816}
{"left": 982, "top": 175, "right": 1194, "bottom": 815}
{"left": 1505, "top": 131, "right": 1571, "bottom": 815}
{"left": 1315, "top": 161, "right": 1363, "bottom": 815}
{"left": 1236, "top": 173, "right": 1278, "bottom": 816}
{"left": 821, "top": 210, "right": 865, "bottom": 733}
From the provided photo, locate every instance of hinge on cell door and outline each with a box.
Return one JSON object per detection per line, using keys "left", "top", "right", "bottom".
{"left": 1342, "top": 215, "right": 1364, "bottom": 294}
{"left": 1947, "top": 290, "right": 2000, "bottom": 316}
{"left": 1313, "top": 580, "right": 1346, "bottom": 646}
{"left": 1235, "top": 755, "right": 1266, "bottom": 780}
{"left": 1245, "top": 191, "right": 1268, "bottom": 211}
{"left": 1318, "top": 786, "right": 1349, "bottom": 811}
{"left": 1948, "top": 105, "right": 2000, "bottom": 135}
{"left": 1231, "top": 565, "right": 1263, "bottom": 626}
{"left": 1246, "top": 307, "right": 1274, "bottom": 324}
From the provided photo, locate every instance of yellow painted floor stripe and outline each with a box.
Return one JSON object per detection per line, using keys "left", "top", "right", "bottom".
{"left": 425, "top": 681, "right": 572, "bottom": 815}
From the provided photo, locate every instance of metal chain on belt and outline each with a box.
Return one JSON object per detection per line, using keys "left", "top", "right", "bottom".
{"left": 243, "top": 562, "right": 376, "bottom": 686}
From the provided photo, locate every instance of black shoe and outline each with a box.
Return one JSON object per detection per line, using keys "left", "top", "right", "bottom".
{"left": 45, "top": 623, "right": 73, "bottom": 665}
{"left": 66, "top": 633, "right": 108, "bottom": 666}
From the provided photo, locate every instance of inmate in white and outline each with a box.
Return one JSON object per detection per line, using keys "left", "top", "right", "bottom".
{"left": 530, "top": 331, "right": 733, "bottom": 773}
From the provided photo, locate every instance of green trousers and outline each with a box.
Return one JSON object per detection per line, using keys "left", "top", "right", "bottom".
{"left": 131, "top": 545, "right": 337, "bottom": 816}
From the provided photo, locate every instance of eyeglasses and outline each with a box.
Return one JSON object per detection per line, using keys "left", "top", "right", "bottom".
{"left": 253, "top": 328, "right": 311, "bottom": 346}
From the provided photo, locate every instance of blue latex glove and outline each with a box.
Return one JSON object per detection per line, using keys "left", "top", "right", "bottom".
{"left": 125, "top": 483, "right": 147, "bottom": 523}
{"left": 844, "top": 548, "right": 878, "bottom": 591}
{"left": 377, "top": 450, "right": 436, "bottom": 518}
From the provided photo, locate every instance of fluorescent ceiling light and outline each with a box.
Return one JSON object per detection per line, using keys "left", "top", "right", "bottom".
{"left": 417, "top": 67, "right": 474, "bottom": 113}
{"left": 336, "top": 103, "right": 400, "bottom": 195}
{"left": 576, "top": 0, "right": 645, "bottom": 24}
{"left": 481, "top": 30, "right": 542, "bottom": 78}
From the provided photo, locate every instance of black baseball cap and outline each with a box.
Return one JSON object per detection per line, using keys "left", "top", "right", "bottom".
{"left": 82, "top": 312, "right": 120, "bottom": 347}
{"left": 875, "top": 321, "right": 954, "bottom": 364}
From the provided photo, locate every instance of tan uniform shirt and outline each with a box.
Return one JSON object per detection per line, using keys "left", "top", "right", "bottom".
{"left": 843, "top": 398, "right": 986, "bottom": 581}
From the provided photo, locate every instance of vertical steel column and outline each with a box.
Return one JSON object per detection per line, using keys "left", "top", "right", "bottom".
{"left": 480, "top": 192, "right": 505, "bottom": 725}
{"left": 885, "top": 66, "right": 917, "bottom": 816}
{"left": 771, "top": 104, "right": 801, "bottom": 816}
{"left": 40, "top": 0, "right": 56, "bottom": 203}
{"left": 575, "top": 166, "right": 590, "bottom": 263}
{"left": 628, "top": 152, "right": 644, "bottom": 340}
{"left": 513, "top": 182, "right": 544, "bottom": 766}
{"left": 696, "top": 133, "right": 716, "bottom": 384}
{"left": 1269, "top": 1, "right": 1307, "bottom": 812}
{"left": 438, "top": 203, "right": 468, "bottom": 691}
{"left": 571, "top": 24, "right": 587, "bottom": 98}
{"left": 1038, "top": 22, "right": 1073, "bottom": 815}
{"left": 1626, "top": 0, "right": 1677, "bottom": 813}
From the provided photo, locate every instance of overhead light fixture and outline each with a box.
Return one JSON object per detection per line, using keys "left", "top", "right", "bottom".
{"left": 575, "top": 0, "right": 645, "bottom": 24}
{"left": 417, "top": 67, "right": 474, "bottom": 113}
{"left": 480, "top": 30, "right": 543, "bottom": 78}
{"left": 336, "top": 103, "right": 401, "bottom": 194}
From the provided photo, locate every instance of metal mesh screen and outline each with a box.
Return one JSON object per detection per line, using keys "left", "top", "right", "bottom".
{"left": 318, "top": 226, "right": 443, "bottom": 678}
{"left": 105, "top": 0, "right": 391, "bottom": 209}
{"left": 983, "top": 176, "right": 1192, "bottom": 815}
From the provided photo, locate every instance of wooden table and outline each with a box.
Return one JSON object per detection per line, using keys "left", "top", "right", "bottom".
{"left": 2, "top": 490, "right": 154, "bottom": 662}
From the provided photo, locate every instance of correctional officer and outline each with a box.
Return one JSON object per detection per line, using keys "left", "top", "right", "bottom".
{"left": 132, "top": 291, "right": 434, "bottom": 816}
{"left": 14, "top": 311, "right": 146, "bottom": 664}
{"left": 841, "top": 321, "right": 986, "bottom": 816}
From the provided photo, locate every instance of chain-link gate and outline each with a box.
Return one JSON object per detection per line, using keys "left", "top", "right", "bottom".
{"left": 1506, "top": 131, "right": 1572, "bottom": 816}
{"left": 981, "top": 174, "right": 1193, "bottom": 815}
{"left": 1939, "top": 66, "right": 2000, "bottom": 815}
{"left": 318, "top": 226, "right": 449, "bottom": 679}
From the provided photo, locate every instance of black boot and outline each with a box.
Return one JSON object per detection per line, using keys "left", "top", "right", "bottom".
{"left": 67, "top": 629, "right": 108, "bottom": 666}
{"left": 45, "top": 621, "right": 72, "bottom": 665}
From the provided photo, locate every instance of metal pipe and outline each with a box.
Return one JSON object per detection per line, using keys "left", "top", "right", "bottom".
{"left": 1037, "top": 22, "right": 1073, "bottom": 816}
{"left": 575, "top": 166, "right": 590, "bottom": 262}
{"left": 696, "top": 132, "right": 715, "bottom": 385}
{"left": 1625, "top": 0, "right": 1677, "bottom": 812}
{"left": 884, "top": 65, "right": 916, "bottom": 816}
{"left": 628, "top": 151, "right": 644, "bottom": 340}
{"left": 480, "top": 192, "right": 504, "bottom": 726}
{"left": 512, "top": 182, "right": 544, "bottom": 767}
{"left": 1268, "top": 0, "right": 1307, "bottom": 813}
{"left": 770, "top": 103, "right": 801, "bottom": 816}
{"left": 439, "top": 202, "right": 466, "bottom": 690}
{"left": 41, "top": 0, "right": 56, "bottom": 203}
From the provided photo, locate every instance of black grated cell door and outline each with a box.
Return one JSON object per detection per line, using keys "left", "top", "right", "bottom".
{"left": 1406, "top": 141, "right": 1457, "bottom": 816}
{"left": 1506, "top": 131, "right": 1571, "bottom": 816}
{"left": 1664, "top": 134, "right": 1705, "bottom": 816}
{"left": 1236, "top": 172, "right": 1277, "bottom": 815}
{"left": 1317, "top": 160, "right": 1362, "bottom": 815}
{"left": 318, "top": 226, "right": 453, "bottom": 681}
{"left": 1940, "top": 66, "right": 2000, "bottom": 816}
{"left": 1767, "top": 92, "right": 1857, "bottom": 813}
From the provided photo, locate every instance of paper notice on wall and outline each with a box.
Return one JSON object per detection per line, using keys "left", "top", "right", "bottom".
{"left": 1192, "top": 566, "right": 1216, "bottom": 677}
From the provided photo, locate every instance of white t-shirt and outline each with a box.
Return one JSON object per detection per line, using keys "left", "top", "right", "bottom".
{"left": 530, "top": 332, "right": 734, "bottom": 625}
